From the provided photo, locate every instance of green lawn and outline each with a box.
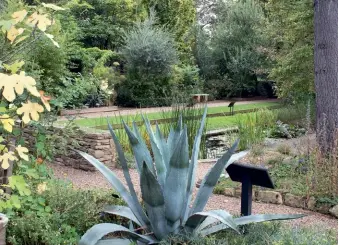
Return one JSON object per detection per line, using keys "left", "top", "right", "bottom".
{"left": 62, "top": 101, "right": 280, "bottom": 129}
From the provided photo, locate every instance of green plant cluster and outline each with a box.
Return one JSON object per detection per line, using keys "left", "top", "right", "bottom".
{"left": 7, "top": 180, "right": 125, "bottom": 245}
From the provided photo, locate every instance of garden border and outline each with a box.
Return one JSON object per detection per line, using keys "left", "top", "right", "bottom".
{"left": 198, "top": 159, "right": 338, "bottom": 219}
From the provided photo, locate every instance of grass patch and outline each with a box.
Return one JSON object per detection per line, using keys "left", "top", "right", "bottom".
{"left": 59, "top": 101, "right": 280, "bottom": 128}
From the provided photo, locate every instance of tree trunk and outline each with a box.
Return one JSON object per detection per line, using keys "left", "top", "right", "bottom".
{"left": 314, "top": 0, "right": 338, "bottom": 153}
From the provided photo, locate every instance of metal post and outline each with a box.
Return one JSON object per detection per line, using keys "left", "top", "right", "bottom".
{"left": 241, "top": 176, "right": 252, "bottom": 216}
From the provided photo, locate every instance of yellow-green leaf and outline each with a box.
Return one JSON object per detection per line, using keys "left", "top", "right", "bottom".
{"left": 17, "top": 101, "right": 44, "bottom": 124}
{"left": 3, "top": 60, "right": 25, "bottom": 74}
{"left": 0, "top": 114, "right": 14, "bottom": 132}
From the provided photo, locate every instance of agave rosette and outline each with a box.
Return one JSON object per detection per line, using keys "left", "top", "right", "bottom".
{"left": 78, "top": 107, "right": 304, "bottom": 245}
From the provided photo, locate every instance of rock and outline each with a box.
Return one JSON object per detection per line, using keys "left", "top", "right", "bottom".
{"left": 223, "top": 188, "right": 235, "bottom": 197}
{"left": 55, "top": 158, "right": 63, "bottom": 163}
{"left": 329, "top": 205, "right": 338, "bottom": 218}
{"left": 256, "top": 190, "right": 283, "bottom": 204}
{"left": 306, "top": 196, "right": 317, "bottom": 210}
{"left": 234, "top": 188, "right": 256, "bottom": 198}
{"left": 284, "top": 193, "right": 305, "bottom": 208}
{"left": 316, "top": 203, "right": 332, "bottom": 214}
{"left": 94, "top": 150, "right": 105, "bottom": 158}
{"left": 94, "top": 145, "right": 111, "bottom": 150}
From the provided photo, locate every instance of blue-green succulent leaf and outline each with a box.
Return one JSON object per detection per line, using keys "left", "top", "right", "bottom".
{"left": 155, "top": 123, "right": 170, "bottom": 169}
{"left": 104, "top": 205, "right": 142, "bottom": 226}
{"left": 96, "top": 238, "right": 134, "bottom": 245}
{"left": 143, "top": 117, "right": 166, "bottom": 188}
{"left": 183, "top": 106, "right": 207, "bottom": 222}
{"left": 234, "top": 214, "right": 306, "bottom": 226}
{"left": 186, "top": 210, "right": 238, "bottom": 234}
{"left": 199, "top": 213, "right": 305, "bottom": 237}
{"left": 79, "top": 223, "right": 156, "bottom": 245}
{"left": 190, "top": 140, "right": 239, "bottom": 215}
{"left": 164, "top": 126, "right": 189, "bottom": 232}
{"left": 121, "top": 121, "right": 153, "bottom": 173}
{"left": 140, "top": 162, "right": 167, "bottom": 239}
{"left": 77, "top": 151, "right": 149, "bottom": 228}
{"left": 167, "top": 114, "right": 183, "bottom": 158}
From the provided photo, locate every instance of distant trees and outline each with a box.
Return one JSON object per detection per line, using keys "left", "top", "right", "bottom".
{"left": 196, "top": 0, "right": 267, "bottom": 99}
{"left": 265, "top": 0, "right": 314, "bottom": 101}
{"left": 117, "top": 15, "right": 178, "bottom": 107}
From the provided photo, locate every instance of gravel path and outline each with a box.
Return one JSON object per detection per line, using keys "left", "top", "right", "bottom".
{"left": 49, "top": 162, "right": 337, "bottom": 231}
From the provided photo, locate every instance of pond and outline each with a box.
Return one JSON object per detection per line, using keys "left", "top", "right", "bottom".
{"left": 205, "top": 133, "right": 238, "bottom": 159}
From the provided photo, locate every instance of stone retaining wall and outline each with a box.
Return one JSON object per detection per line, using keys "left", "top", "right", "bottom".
{"left": 54, "top": 132, "right": 115, "bottom": 171}
{"left": 221, "top": 187, "right": 338, "bottom": 218}
{"left": 23, "top": 127, "right": 115, "bottom": 171}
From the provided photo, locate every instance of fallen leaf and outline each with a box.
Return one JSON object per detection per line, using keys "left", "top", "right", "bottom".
{"left": 17, "top": 101, "right": 44, "bottom": 124}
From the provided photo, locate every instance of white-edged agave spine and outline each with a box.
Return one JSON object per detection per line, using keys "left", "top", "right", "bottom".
{"left": 78, "top": 107, "right": 305, "bottom": 245}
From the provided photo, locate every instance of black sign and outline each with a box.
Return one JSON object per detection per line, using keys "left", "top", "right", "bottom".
{"left": 226, "top": 163, "right": 274, "bottom": 216}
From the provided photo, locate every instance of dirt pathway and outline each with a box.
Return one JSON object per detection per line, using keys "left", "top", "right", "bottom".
{"left": 59, "top": 99, "right": 279, "bottom": 120}
{"left": 49, "top": 161, "right": 337, "bottom": 232}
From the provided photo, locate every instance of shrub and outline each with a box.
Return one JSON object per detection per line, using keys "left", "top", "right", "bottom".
{"left": 117, "top": 13, "right": 178, "bottom": 107}
{"left": 7, "top": 180, "right": 125, "bottom": 245}
{"left": 171, "top": 65, "right": 202, "bottom": 99}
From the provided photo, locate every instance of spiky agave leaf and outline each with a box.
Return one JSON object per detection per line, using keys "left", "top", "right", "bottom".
{"left": 182, "top": 106, "right": 208, "bottom": 222}
{"left": 108, "top": 122, "right": 149, "bottom": 228}
{"left": 104, "top": 205, "right": 142, "bottom": 226}
{"left": 140, "top": 162, "right": 167, "bottom": 239}
{"left": 143, "top": 116, "right": 167, "bottom": 188}
{"left": 190, "top": 140, "right": 239, "bottom": 215}
{"left": 76, "top": 151, "right": 149, "bottom": 228}
{"left": 122, "top": 121, "right": 153, "bottom": 173}
{"left": 79, "top": 223, "right": 156, "bottom": 245}
{"left": 198, "top": 214, "right": 306, "bottom": 237}
{"left": 167, "top": 114, "right": 183, "bottom": 158}
{"left": 155, "top": 123, "right": 170, "bottom": 169}
{"left": 186, "top": 210, "right": 239, "bottom": 234}
{"left": 164, "top": 126, "right": 190, "bottom": 232}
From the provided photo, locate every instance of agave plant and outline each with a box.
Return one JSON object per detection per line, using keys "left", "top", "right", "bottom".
{"left": 77, "top": 108, "right": 304, "bottom": 245}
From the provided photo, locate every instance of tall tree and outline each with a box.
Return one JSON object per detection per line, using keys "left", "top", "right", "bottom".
{"left": 314, "top": 0, "right": 338, "bottom": 152}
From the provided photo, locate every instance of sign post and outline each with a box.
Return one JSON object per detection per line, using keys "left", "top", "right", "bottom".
{"left": 228, "top": 101, "right": 236, "bottom": 115}
{"left": 226, "top": 163, "right": 275, "bottom": 216}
